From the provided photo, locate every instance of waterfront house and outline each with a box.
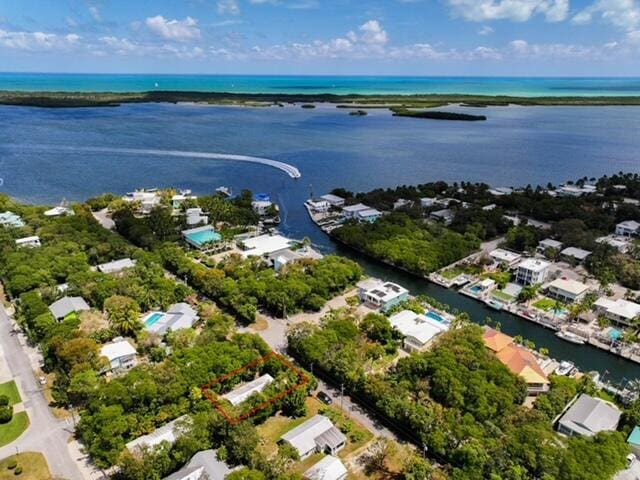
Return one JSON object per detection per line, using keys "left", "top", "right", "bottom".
{"left": 269, "top": 246, "right": 323, "bottom": 272}
{"left": 593, "top": 298, "right": 640, "bottom": 327}
{"left": 628, "top": 427, "right": 640, "bottom": 457}
{"left": 546, "top": 278, "right": 591, "bottom": 303}
{"left": 615, "top": 220, "right": 640, "bottom": 238}
{"left": 0, "top": 211, "right": 25, "bottom": 228}
{"left": 430, "top": 208, "right": 455, "bottom": 225}
{"left": 358, "top": 279, "right": 409, "bottom": 312}
{"left": 185, "top": 208, "right": 209, "bottom": 226}
{"left": 97, "top": 258, "right": 136, "bottom": 274}
{"left": 239, "top": 233, "right": 295, "bottom": 258}
{"left": 127, "top": 415, "right": 192, "bottom": 454}
{"left": 515, "top": 259, "right": 550, "bottom": 286}
{"left": 321, "top": 194, "right": 345, "bottom": 208}
{"left": 307, "top": 198, "right": 331, "bottom": 213}
{"left": 488, "top": 187, "right": 513, "bottom": 196}
{"left": 560, "top": 247, "right": 592, "bottom": 263}
{"left": 557, "top": 394, "right": 621, "bottom": 437}
{"left": 221, "top": 374, "right": 274, "bottom": 406}
{"left": 182, "top": 225, "right": 222, "bottom": 250}
{"left": 15, "top": 235, "right": 41, "bottom": 248}
{"left": 252, "top": 193, "right": 274, "bottom": 216}
{"left": 304, "top": 455, "right": 348, "bottom": 480}
{"left": 538, "top": 238, "right": 563, "bottom": 252}
{"left": 482, "top": 328, "right": 549, "bottom": 395}
{"left": 356, "top": 207, "right": 382, "bottom": 223}
{"left": 557, "top": 184, "right": 597, "bottom": 197}
{"left": 100, "top": 338, "right": 137, "bottom": 372}
{"left": 280, "top": 414, "right": 346, "bottom": 459}
{"left": 393, "top": 198, "right": 413, "bottom": 210}
{"left": 44, "top": 205, "right": 74, "bottom": 217}
{"left": 489, "top": 249, "right": 522, "bottom": 268}
{"left": 389, "top": 310, "right": 449, "bottom": 352}
{"left": 342, "top": 203, "right": 370, "bottom": 219}
{"left": 171, "top": 191, "right": 197, "bottom": 210}
{"left": 146, "top": 302, "right": 199, "bottom": 335}
{"left": 163, "top": 450, "right": 234, "bottom": 480}
{"left": 123, "top": 190, "right": 161, "bottom": 214}
{"left": 49, "top": 296, "right": 90, "bottom": 321}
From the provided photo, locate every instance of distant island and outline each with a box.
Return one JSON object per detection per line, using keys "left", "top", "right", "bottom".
{"left": 391, "top": 109, "right": 487, "bottom": 121}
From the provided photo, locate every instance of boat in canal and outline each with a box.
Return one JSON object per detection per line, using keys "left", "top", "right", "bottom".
{"left": 555, "top": 330, "right": 586, "bottom": 345}
{"left": 555, "top": 360, "right": 576, "bottom": 376}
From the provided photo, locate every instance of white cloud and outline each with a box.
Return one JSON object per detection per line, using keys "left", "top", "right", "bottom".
{"left": 99, "top": 36, "right": 206, "bottom": 58}
{"left": 145, "top": 15, "right": 201, "bottom": 42}
{"left": 88, "top": 6, "right": 101, "bottom": 22}
{"left": 358, "top": 20, "right": 389, "bottom": 45}
{"left": 572, "top": 0, "right": 640, "bottom": 30}
{"left": 478, "top": 25, "right": 494, "bottom": 34}
{"left": 508, "top": 38, "right": 605, "bottom": 58}
{"left": 0, "top": 29, "right": 80, "bottom": 51}
{"left": 218, "top": 0, "right": 241, "bottom": 15}
{"left": 445, "top": 0, "right": 569, "bottom": 22}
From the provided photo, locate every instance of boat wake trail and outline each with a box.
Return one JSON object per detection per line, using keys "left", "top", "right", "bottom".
{"left": 5, "top": 144, "right": 302, "bottom": 179}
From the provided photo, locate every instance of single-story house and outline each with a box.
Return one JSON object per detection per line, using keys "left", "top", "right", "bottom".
{"left": 596, "top": 235, "right": 631, "bottom": 253}
{"left": 127, "top": 415, "right": 192, "bottom": 454}
{"left": 304, "top": 455, "right": 348, "bottom": 480}
{"left": 100, "top": 339, "right": 137, "bottom": 372}
{"left": 97, "top": 258, "right": 137, "bottom": 274}
{"left": 420, "top": 197, "right": 437, "bottom": 208}
{"left": 628, "top": 427, "right": 640, "bottom": 457}
{"left": 280, "top": 415, "right": 347, "bottom": 459}
{"left": 488, "top": 187, "right": 513, "bottom": 196}
{"left": 515, "top": 258, "right": 550, "bottom": 286}
{"left": 185, "top": 208, "right": 209, "bottom": 226}
{"left": 482, "top": 204, "right": 497, "bottom": 211}
{"left": 557, "top": 394, "right": 621, "bottom": 437}
{"left": 389, "top": 310, "right": 449, "bottom": 352}
{"left": 15, "top": 236, "right": 41, "bottom": 248}
{"left": 393, "top": 199, "right": 413, "bottom": 210}
{"left": 182, "top": 225, "right": 222, "bottom": 250}
{"left": 503, "top": 215, "right": 521, "bottom": 226}
{"left": 49, "top": 296, "right": 90, "bottom": 320}
{"left": 355, "top": 208, "right": 382, "bottom": 223}
{"left": 538, "top": 238, "right": 563, "bottom": 252}
{"left": 171, "top": 192, "right": 197, "bottom": 210}
{"left": 593, "top": 298, "right": 640, "bottom": 327}
{"left": 0, "top": 211, "right": 25, "bottom": 228}
{"left": 221, "top": 374, "right": 274, "bottom": 406}
{"left": 321, "top": 194, "right": 345, "bottom": 208}
{"left": 560, "top": 247, "right": 592, "bottom": 263}
{"left": 123, "top": 190, "right": 161, "bottom": 214}
{"left": 306, "top": 198, "right": 331, "bottom": 213}
{"left": 546, "top": 278, "right": 591, "bottom": 303}
{"left": 430, "top": 208, "right": 455, "bottom": 225}
{"left": 615, "top": 220, "right": 640, "bottom": 238}
{"left": 239, "top": 234, "right": 295, "bottom": 258}
{"left": 489, "top": 249, "right": 522, "bottom": 267}
{"left": 342, "top": 203, "right": 370, "bottom": 220}
{"left": 44, "top": 206, "right": 74, "bottom": 217}
{"left": 557, "top": 185, "right": 596, "bottom": 197}
{"left": 143, "top": 302, "right": 199, "bottom": 335}
{"left": 163, "top": 450, "right": 233, "bottom": 480}
{"left": 358, "top": 279, "right": 409, "bottom": 312}
{"left": 269, "top": 247, "right": 323, "bottom": 272}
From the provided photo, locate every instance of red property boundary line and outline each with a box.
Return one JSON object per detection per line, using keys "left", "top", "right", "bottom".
{"left": 200, "top": 351, "right": 309, "bottom": 425}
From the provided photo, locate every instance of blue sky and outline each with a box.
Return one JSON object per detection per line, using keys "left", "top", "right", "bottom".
{"left": 1, "top": 0, "right": 639, "bottom": 75}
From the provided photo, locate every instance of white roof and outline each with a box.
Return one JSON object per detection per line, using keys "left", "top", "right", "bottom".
{"left": 281, "top": 415, "right": 343, "bottom": 457}
{"left": 361, "top": 280, "right": 408, "bottom": 303}
{"left": 594, "top": 298, "right": 640, "bottom": 320}
{"left": 241, "top": 234, "right": 294, "bottom": 257}
{"left": 127, "top": 415, "right": 191, "bottom": 453}
{"left": 478, "top": 278, "right": 495, "bottom": 288}
{"left": 489, "top": 249, "right": 521, "bottom": 263}
{"left": 561, "top": 247, "right": 592, "bottom": 260}
{"left": 321, "top": 194, "right": 344, "bottom": 203}
{"left": 304, "top": 455, "right": 348, "bottom": 480}
{"left": 15, "top": 236, "right": 40, "bottom": 244}
{"left": 44, "top": 206, "right": 73, "bottom": 217}
{"left": 97, "top": 258, "right": 136, "bottom": 274}
{"left": 221, "top": 374, "right": 274, "bottom": 406}
{"left": 548, "top": 278, "right": 591, "bottom": 296}
{"left": 539, "top": 238, "right": 563, "bottom": 249}
{"left": 617, "top": 220, "right": 640, "bottom": 230}
{"left": 431, "top": 208, "right": 454, "bottom": 218}
{"left": 389, "top": 310, "right": 448, "bottom": 345}
{"left": 357, "top": 208, "right": 381, "bottom": 218}
{"left": 517, "top": 258, "right": 550, "bottom": 272}
{"left": 101, "top": 339, "right": 137, "bottom": 362}
{"left": 342, "top": 203, "right": 370, "bottom": 213}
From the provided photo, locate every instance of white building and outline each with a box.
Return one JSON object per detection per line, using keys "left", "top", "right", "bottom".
{"left": 269, "top": 247, "right": 323, "bottom": 272}
{"left": 44, "top": 206, "right": 74, "bottom": 217}
{"left": 143, "top": 303, "right": 200, "bottom": 335}
{"left": 321, "top": 194, "right": 345, "bottom": 208}
{"left": 596, "top": 235, "right": 631, "bottom": 253}
{"left": 127, "top": 415, "right": 192, "bottom": 454}
{"left": 97, "top": 258, "right": 137, "bottom": 274}
{"left": 221, "top": 374, "right": 274, "bottom": 406}
{"left": 557, "top": 184, "right": 597, "bottom": 197}
{"left": 538, "top": 238, "right": 563, "bottom": 252}
{"left": 0, "top": 211, "right": 25, "bottom": 228}
{"left": 355, "top": 208, "right": 382, "bottom": 223}
{"left": 280, "top": 415, "right": 346, "bottom": 459}
{"left": 252, "top": 200, "right": 274, "bottom": 216}
{"left": 172, "top": 192, "right": 197, "bottom": 210}
{"left": 593, "top": 298, "right": 640, "bottom": 327}
{"left": 546, "top": 278, "right": 591, "bottom": 303}
{"left": 489, "top": 249, "right": 522, "bottom": 267}
{"left": 389, "top": 310, "right": 449, "bottom": 352}
{"left": 306, "top": 198, "right": 331, "bottom": 213}
{"left": 185, "top": 208, "right": 209, "bottom": 226}
{"left": 15, "top": 236, "right": 41, "bottom": 248}
{"left": 430, "top": 208, "right": 455, "bottom": 225}
{"left": 515, "top": 259, "right": 550, "bottom": 286}
{"left": 123, "top": 190, "right": 161, "bottom": 214}
{"left": 239, "top": 234, "right": 295, "bottom": 258}
{"left": 358, "top": 279, "right": 409, "bottom": 312}
{"left": 557, "top": 394, "right": 621, "bottom": 437}
{"left": 393, "top": 199, "right": 413, "bottom": 210}
{"left": 304, "top": 455, "right": 348, "bottom": 480}
{"left": 616, "top": 220, "right": 640, "bottom": 238}
{"left": 488, "top": 187, "right": 513, "bottom": 196}
{"left": 420, "top": 197, "right": 437, "bottom": 208}
{"left": 560, "top": 247, "right": 592, "bottom": 263}
{"left": 100, "top": 339, "right": 137, "bottom": 372}
{"left": 342, "top": 203, "right": 370, "bottom": 220}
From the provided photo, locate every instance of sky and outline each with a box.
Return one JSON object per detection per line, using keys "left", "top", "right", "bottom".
{"left": 1, "top": 0, "right": 640, "bottom": 75}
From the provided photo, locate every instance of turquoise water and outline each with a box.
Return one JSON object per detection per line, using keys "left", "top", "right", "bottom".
{"left": 185, "top": 229, "right": 222, "bottom": 246}
{"left": 610, "top": 329, "right": 623, "bottom": 341}
{"left": 145, "top": 312, "right": 165, "bottom": 327}
{"left": 426, "top": 311, "right": 445, "bottom": 323}
{"left": 470, "top": 286, "right": 482, "bottom": 294}
{"left": 2, "top": 73, "right": 640, "bottom": 96}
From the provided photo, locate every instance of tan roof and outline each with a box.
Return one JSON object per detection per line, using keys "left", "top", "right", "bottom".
{"left": 482, "top": 328, "right": 514, "bottom": 353}
{"left": 496, "top": 344, "right": 549, "bottom": 385}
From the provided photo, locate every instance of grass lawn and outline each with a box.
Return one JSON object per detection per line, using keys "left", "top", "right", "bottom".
{"left": 0, "top": 452, "right": 51, "bottom": 480}
{"left": 491, "top": 290, "right": 515, "bottom": 302}
{"left": 533, "top": 298, "right": 557, "bottom": 311}
{"left": 0, "top": 381, "right": 21, "bottom": 406}
{"left": 0, "top": 412, "right": 30, "bottom": 447}
{"left": 440, "top": 267, "right": 464, "bottom": 280}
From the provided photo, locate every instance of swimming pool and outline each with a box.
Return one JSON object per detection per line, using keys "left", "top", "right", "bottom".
{"left": 145, "top": 312, "right": 165, "bottom": 327}
{"left": 610, "top": 329, "right": 622, "bottom": 341}
{"left": 426, "top": 310, "right": 445, "bottom": 323}
{"left": 185, "top": 229, "right": 222, "bottom": 247}
{"left": 469, "top": 286, "right": 482, "bottom": 294}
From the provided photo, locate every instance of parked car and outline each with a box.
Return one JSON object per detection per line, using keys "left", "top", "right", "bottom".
{"left": 317, "top": 391, "right": 333, "bottom": 405}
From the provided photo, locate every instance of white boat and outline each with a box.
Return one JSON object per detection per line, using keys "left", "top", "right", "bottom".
{"left": 215, "top": 186, "right": 232, "bottom": 197}
{"left": 554, "top": 360, "right": 575, "bottom": 376}
{"left": 555, "top": 331, "right": 586, "bottom": 345}
{"left": 486, "top": 299, "right": 504, "bottom": 311}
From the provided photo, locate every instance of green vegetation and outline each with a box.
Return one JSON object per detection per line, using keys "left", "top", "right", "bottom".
{"left": 0, "top": 453, "right": 51, "bottom": 480}
{"left": 391, "top": 108, "right": 487, "bottom": 121}
{"left": 0, "top": 382, "right": 21, "bottom": 406}
{"left": 0, "top": 412, "right": 29, "bottom": 447}
{"left": 333, "top": 212, "right": 480, "bottom": 277}
{"left": 533, "top": 298, "right": 558, "bottom": 311}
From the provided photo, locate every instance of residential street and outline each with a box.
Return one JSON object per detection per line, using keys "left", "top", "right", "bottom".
{"left": 0, "top": 304, "right": 84, "bottom": 480}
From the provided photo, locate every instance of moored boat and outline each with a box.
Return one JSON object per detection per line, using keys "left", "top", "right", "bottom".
{"left": 555, "top": 330, "right": 586, "bottom": 345}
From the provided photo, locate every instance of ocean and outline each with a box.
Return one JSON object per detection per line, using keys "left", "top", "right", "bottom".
{"left": 2, "top": 73, "right": 640, "bottom": 96}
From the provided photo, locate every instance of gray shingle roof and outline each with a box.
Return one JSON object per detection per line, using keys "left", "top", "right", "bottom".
{"left": 163, "top": 450, "right": 232, "bottom": 480}
{"left": 48, "top": 296, "right": 90, "bottom": 319}
{"left": 558, "top": 394, "right": 621, "bottom": 436}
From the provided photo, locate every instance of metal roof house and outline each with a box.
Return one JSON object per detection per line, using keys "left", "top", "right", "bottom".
{"left": 560, "top": 246, "right": 592, "bottom": 263}
{"left": 221, "top": 374, "right": 274, "bottom": 406}
{"left": 97, "top": 258, "right": 137, "bottom": 274}
{"left": 304, "top": 455, "right": 348, "bottom": 480}
{"left": 163, "top": 450, "right": 234, "bottom": 480}
{"left": 557, "top": 394, "right": 621, "bottom": 437}
{"left": 15, "top": 236, "right": 41, "bottom": 248}
{"left": 127, "top": 415, "right": 192, "bottom": 454}
{"left": 0, "top": 211, "right": 25, "bottom": 228}
{"left": 48, "top": 296, "right": 90, "bottom": 320}
{"left": 100, "top": 339, "right": 137, "bottom": 372}
{"left": 280, "top": 415, "right": 347, "bottom": 459}
{"left": 144, "top": 302, "right": 200, "bottom": 335}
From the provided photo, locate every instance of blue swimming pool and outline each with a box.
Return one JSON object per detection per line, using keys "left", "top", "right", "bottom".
{"left": 426, "top": 311, "right": 445, "bottom": 323}
{"left": 145, "top": 312, "right": 165, "bottom": 327}
{"left": 610, "top": 329, "right": 622, "bottom": 341}
{"left": 470, "top": 286, "right": 482, "bottom": 294}
{"left": 185, "top": 229, "right": 222, "bottom": 247}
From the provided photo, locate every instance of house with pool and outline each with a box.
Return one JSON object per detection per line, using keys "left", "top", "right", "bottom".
{"left": 389, "top": 309, "right": 450, "bottom": 352}
{"left": 182, "top": 225, "right": 222, "bottom": 250}
{"left": 142, "top": 302, "right": 199, "bottom": 335}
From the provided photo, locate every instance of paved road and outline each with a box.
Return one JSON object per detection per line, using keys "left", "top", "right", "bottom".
{"left": 0, "top": 304, "right": 84, "bottom": 480}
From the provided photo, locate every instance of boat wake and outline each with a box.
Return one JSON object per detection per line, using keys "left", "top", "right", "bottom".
{"left": 4, "top": 144, "right": 302, "bottom": 179}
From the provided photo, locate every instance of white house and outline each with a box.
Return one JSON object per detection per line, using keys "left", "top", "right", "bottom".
{"left": 538, "top": 238, "right": 563, "bottom": 252}
{"left": 97, "top": 258, "right": 136, "bottom": 274}
{"left": 420, "top": 197, "right": 437, "bottom": 208}
{"left": 304, "top": 455, "right": 348, "bottom": 480}
{"left": 240, "top": 234, "right": 295, "bottom": 258}
{"left": 489, "top": 249, "right": 522, "bottom": 267}
{"left": 342, "top": 203, "right": 370, "bottom": 219}
{"left": 0, "top": 211, "right": 25, "bottom": 228}
{"left": 593, "top": 298, "right": 640, "bottom": 327}
{"left": 358, "top": 279, "right": 409, "bottom": 312}
{"left": 100, "top": 339, "right": 137, "bottom": 372}
{"left": 123, "top": 190, "right": 161, "bottom": 214}
{"left": 143, "top": 303, "right": 200, "bottom": 335}
{"left": 185, "top": 208, "right": 209, "bottom": 226}
{"left": 163, "top": 450, "right": 233, "bottom": 480}
{"left": 252, "top": 200, "right": 274, "bottom": 216}
{"left": 560, "top": 247, "right": 592, "bottom": 263}
{"left": 557, "top": 394, "right": 621, "bottom": 437}
{"left": 44, "top": 206, "right": 74, "bottom": 217}
{"left": 596, "top": 236, "right": 631, "bottom": 253}
{"left": 221, "top": 374, "right": 274, "bottom": 406}
{"left": 430, "top": 208, "right": 455, "bottom": 225}
{"left": 356, "top": 208, "right": 382, "bottom": 223}
{"left": 321, "top": 194, "right": 345, "bottom": 208}
{"left": 306, "top": 198, "right": 331, "bottom": 213}
{"left": 49, "top": 296, "right": 90, "bottom": 320}
{"left": 389, "top": 310, "right": 449, "bottom": 352}
{"left": 280, "top": 415, "right": 346, "bottom": 459}
{"left": 515, "top": 259, "right": 550, "bottom": 286}
{"left": 15, "top": 236, "right": 41, "bottom": 248}
{"left": 393, "top": 199, "right": 413, "bottom": 210}
{"left": 269, "top": 247, "right": 323, "bottom": 272}
{"left": 488, "top": 187, "right": 513, "bottom": 196}
{"left": 615, "top": 220, "right": 640, "bottom": 238}
{"left": 546, "top": 278, "right": 591, "bottom": 303}
{"left": 127, "top": 415, "right": 192, "bottom": 454}
{"left": 171, "top": 192, "right": 197, "bottom": 210}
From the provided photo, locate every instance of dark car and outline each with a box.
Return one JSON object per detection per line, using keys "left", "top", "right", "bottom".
{"left": 317, "top": 391, "right": 333, "bottom": 405}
